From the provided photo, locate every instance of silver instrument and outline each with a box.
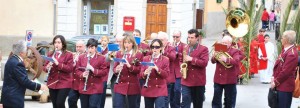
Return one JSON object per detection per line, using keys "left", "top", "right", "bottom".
{"left": 83, "top": 54, "right": 91, "bottom": 91}
{"left": 45, "top": 48, "right": 57, "bottom": 82}
{"left": 115, "top": 48, "right": 127, "bottom": 84}
{"left": 144, "top": 53, "right": 155, "bottom": 88}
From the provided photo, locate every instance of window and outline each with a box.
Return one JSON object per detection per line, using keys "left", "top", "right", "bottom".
{"left": 147, "top": 0, "right": 167, "bottom": 4}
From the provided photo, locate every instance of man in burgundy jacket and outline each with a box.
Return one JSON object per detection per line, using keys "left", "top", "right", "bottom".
{"left": 271, "top": 30, "right": 298, "bottom": 108}
{"left": 181, "top": 29, "right": 209, "bottom": 108}
{"left": 211, "top": 35, "right": 240, "bottom": 108}
{"left": 157, "top": 31, "right": 177, "bottom": 108}
{"left": 171, "top": 30, "right": 186, "bottom": 108}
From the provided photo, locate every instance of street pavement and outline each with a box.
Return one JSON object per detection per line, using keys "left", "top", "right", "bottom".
{"left": 2, "top": 30, "right": 300, "bottom": 108}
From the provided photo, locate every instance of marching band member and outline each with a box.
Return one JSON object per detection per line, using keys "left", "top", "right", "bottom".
{"left": 140, "top": 39, "right": 170, "bottom": 108}
{"left": 180, "top": 29, "right": 209, "bottom": 108}
{"left": 106, "top": 34, "right": 125, "bottom": 107}
{"left": 157, "top": 31, "right": 176, "bottom": 108}
{"left": 99, "top": 36, "right": 109, "bottom": 55}
{"left": 113, "top": 34, "right": 143, "bottom": 108}
{"left": 44, "top": 35, "right": 73, "bottom": 108}
{"left": 271, "top": 30, "right": 298, "bottom": 108}
{"left": 99, "top": 36, "right": 110, "bottom": 108}
{"left": 68, "top": 40, "right": 86, "bottom": 108}
{"left": 211, "top": 35, "right": 240, "bottom": 108}
{"left": 171, "top": 30, "right": 186, "bottom": 108}
{"left": 76, "top": 38, "right": 109, "bottom": 108}
{"left": 134, "top": 29, "right": 151, "bottom": 56}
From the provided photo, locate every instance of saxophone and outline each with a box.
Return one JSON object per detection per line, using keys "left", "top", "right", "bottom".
{"left": 180, "top": 46, "right": 188, "bottom": 79}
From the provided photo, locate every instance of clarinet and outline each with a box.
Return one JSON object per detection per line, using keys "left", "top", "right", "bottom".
{"left": 83, "top": 54, "right": 91, "bottom": 91}
{"left": 45, "top": 48, "right": 57, "bottom": 82}
{"left": 144, "top": 54, "right": 155, "bottom": 88}
{"left": 115, "top": 48, "right": 127, "bottom": 84}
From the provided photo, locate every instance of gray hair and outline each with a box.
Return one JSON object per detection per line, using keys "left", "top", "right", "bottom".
{"left": 12, "top": 40, "right": 27, "bottom": 55}
{"left": 158, "top": 31, "right": 169, "bottom": 40}
{"left": 282, "top": 30, "right": 296, "bottom": 44}
{"left": 222, "top": 35, "right": 233, "bottom": 43}
{"left": 173, "top": 30, "right": 182, "bottom": 36}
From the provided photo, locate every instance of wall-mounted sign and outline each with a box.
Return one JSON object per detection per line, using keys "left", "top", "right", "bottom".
{"left": 91, "top": 10, "right": 108, "bottom": 14}
{"left": 123, "top": 16, "right": 135, "bottom": 31}
{"left": 25, "top": 30, "right": 33, "bottom": 46}
{"left": 83, "top": 6, "right": 88, "bottom": 34}
{"left": 94, "top": 24, "right": 101, "bottom": 34}
{"left": 110, "top": 5, "right": 114, "bottom": 34}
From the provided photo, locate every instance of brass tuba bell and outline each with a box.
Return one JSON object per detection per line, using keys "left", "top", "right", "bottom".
{"left": 226, "top": 8, "right": 250, "bottom": 37}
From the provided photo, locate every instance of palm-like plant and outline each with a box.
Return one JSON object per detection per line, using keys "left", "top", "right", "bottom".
{"left": 236, "top": 0, "right": 264, "bottom": 83}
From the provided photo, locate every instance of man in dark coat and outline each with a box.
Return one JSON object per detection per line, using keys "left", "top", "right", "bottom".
{"left": 1, "top": 40, "right": 47, "bottom": 108}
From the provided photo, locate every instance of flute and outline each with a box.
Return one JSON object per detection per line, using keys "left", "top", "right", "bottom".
{"left": 45, "top": 48, "right": 57, "bottom": 82}
{"left": 83, "top": 53, "right": 91, "bottom": 91}
{"left": 115, "top": 48, "right": 127, "bottom": 84}
{"left": 144, "top": 53, "right": 155, "bottom": 88}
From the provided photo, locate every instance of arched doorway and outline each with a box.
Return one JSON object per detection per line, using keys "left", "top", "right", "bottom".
{"left": 145, "top": 0, "right": 168, "bottom": 39}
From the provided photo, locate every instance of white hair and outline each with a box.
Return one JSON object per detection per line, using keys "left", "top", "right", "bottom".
{"left": 76, "top": 40, "right": 85, "bottom": 45}
{"left": 157, "top": 31, "right": 169, "bottom": 40}
{"left": 173, "top": 30, "right": 181, "bottom": 36}
{"left": 282, "top": 30, "right": 296, "bottom": 44}
{"left": 12, "top": 40, "right": 27, "bottom": 55}
{"left": 222, "top": 35, "right": 233, "bottom": 43}
{"left": 150, "top": 33, "right": 158, "bottom": 40}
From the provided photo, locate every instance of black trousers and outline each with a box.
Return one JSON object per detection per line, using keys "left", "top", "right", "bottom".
{"left": 68, "top": 89, "right": 80, "bottom": 108}
{"left": 49, "top": 88, "right": 71, "bottom": 108}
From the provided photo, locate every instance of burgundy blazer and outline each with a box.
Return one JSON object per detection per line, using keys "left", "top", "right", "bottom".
{"left": 100, "top": 47, "right": 109, "bottom": 82}
{"left": 113, "top": 51, "right": 143, "bottom": 95}
{"left": 273, "top": 46, "right": 298, "bottom": 92}
{"left": 44, "top": 51, "right": 73, "bottom": 89}
{"left": 140, "top": 55, "right": 169, "bottom": 97}
{"left": 211, "top": 47, "right": 240, "bottom": 84}
{"left": 138, "top": 43, "right": 151, "bottom": 56}
{"left": 180, "top": 44, "right": 209, "bottom": 86}
{"left": 100, "top": 47, "right": 108, "bottom": 55}
{"left": 162, "top": 44, "right": 176, "bottom": 83}
{"left": 76, "top": 53, "right": 109, "bottom": 94}
{"left": 172, "top": 42, "right": 187, "bottom": 78}
{"left": 71, "top": 52, "right": 85, "bottom": 90}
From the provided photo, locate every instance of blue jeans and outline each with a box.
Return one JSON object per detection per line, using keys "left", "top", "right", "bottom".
{"left": 113, "top": 93, "right": 138, "bottom": 108}
{"left": 212, "top": 83, "right": 237, "bottom": 108}
{"left": 277, "top": 91, "right": 292, "bottom": 108}
{"left": 80, "top": 93, "right": 102, "bottom": 108}
{"left": 181, "top": 85, "right": 205, "bottom": 108}
{"left": 171, "top": 78, "right": 181, "bottom": 108}
{"left": 99, "top": 81, "right": 107, "bottom": 108}
{"left": 145, "top": 96, "right": 167, "bottom": 108}
{"left": 68, "top": 89, "right": 80, "bottom": 108}
{"left": 165, "top": 83, "right": 175, "bottom": 108}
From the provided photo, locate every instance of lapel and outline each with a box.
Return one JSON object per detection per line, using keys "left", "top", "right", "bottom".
{"left": 189, "top": 43, "right": 199, "bottom": 57}
{"left": 274, "top": 46, "right": 295, "bottom": 67}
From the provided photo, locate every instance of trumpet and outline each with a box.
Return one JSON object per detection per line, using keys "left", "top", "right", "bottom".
{"left": 115, "top": 48, "right": 127, "bottom": 84}
{"left": 144, "top": 54, "right": 155, "bottom": 88}
{"left": 180, "top": 46, "right": 188, "bottom": 79}
{"left": 83, "top": 53, "right": 91, "bottom": 91}
{"left": 108, "top": 51, "right": 116, "bottom": 61}
{"left": 214, "top": 51, "right": 233, "bottom": 68}
{"left": 45, "top": 48, "right": 57, "bottom": 82}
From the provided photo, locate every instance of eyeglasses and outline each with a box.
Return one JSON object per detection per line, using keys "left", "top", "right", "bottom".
{"left": 150, "top": 46, "right": 161, "bottom": 49}
{"left": 173, "top": 36, "right": 180, "bottom": 38}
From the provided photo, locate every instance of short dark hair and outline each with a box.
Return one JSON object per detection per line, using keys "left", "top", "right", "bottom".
{"left": 134, "top": 29, "right": 141, "bottom": 36}
{"left": 86, "top": 38, "right": 98, "bottom": 47}
{"left": 52, "top": 35, "right": 67, "bottom": 52}
{"left": 188, "top": 29, "right": 199, "bottom": 38}
{"left": 264, "top": 34, "right": 270, "bottom": 38}
{"left": 272, "top": 10, "right": 274, "bottom": 12}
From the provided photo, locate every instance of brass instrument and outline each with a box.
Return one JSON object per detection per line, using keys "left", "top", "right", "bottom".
{"left": 115, "top": 48, "right": 127, "bottom": 84}
{"left": 108, "top": 51, "right": 116, "bottom": 61}
{"left": 226, "top": 8, "right": 250, "bottom": 37}
{"left": 214, "top": 51, "right": 233, "bottom": 68}
{"left": 83, "top": 54, "right": 91, "bottom": 91}
{"left": 180, "top": 46, "right": 188, "bottom": 79}
{"left": 45, "top": 48, "right": 57, "bottom": 82}
{"left": 144, "top": 54, "right": 155, "bottom": 88}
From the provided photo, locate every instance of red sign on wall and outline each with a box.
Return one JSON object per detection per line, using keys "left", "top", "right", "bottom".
{"left": 123, "top": 16, "right": 135, "bottom": 31}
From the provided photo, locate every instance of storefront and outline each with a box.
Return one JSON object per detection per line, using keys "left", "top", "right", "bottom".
{"left": 82, "top": 0, "right": 114, "bottom": 35}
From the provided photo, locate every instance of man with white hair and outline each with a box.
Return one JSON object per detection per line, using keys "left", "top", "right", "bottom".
{"left": 1, "top": 40, "right": 48, "bottom": 108}
{"left": 157, "top": 31, "right": 176, "bottom": 108}
{"left": 271, "top": 30, "right": 298, "bottom": 108}
{"left": 211, "top": 35, "right": 240, "bottom": 108}
{"left": 68, "top": 40, "right": 86, "bottom": 108}
{"left": 170, "top": 30, "right": 186, "bottom": 108}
